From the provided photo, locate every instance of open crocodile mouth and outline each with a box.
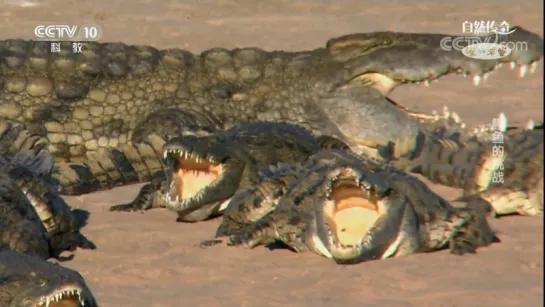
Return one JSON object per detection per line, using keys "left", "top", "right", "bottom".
{"left": 163, "top": 148, "right": 225, "bottom": 206}
{"left": 36, "top": 286, "right": 85, "bottom": 307}
{"left": 323, "top": 170, "right": 380, "bottom": 247}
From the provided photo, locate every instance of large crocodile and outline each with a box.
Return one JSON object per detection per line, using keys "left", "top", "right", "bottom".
{"left": 109, "top": 121, "right": 348, "bottom": 222}
{"left": 0, "top": 121, "right": 96, "bottom": 261}
{"left": 0, "top": 27, "right": 542, "bottom": 194}
{"left": 0, "top": 249, "right": 97, "bottom": 307}
{"left": 213, "top": 150, "right": 498, "bottom": 263}
{"left": 409, "top": 117, "right": 543, "bottom": 217}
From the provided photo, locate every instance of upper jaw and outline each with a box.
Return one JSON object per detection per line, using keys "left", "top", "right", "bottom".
{"left": 328, "top": 26, "right": 543, "bottom": 95}
{"left": 12, "top": 283, "right": 97, "bottom": 307}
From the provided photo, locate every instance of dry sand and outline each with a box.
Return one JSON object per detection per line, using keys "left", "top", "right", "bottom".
{"left": 1, "top": 1, "right": 543, "bottom": 306}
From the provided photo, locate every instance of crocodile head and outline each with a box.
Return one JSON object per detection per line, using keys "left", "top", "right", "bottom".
{"left": 1, "top": 250, "right": 97, "bottom": 307}
{"left": 304, "top": 26, "right": 543, "bottom": 159}
{"left": 293, "top": 151, "right": 399, "bottom": 263}
{"left": 161, "top": 134, "right": 243, "bottom": 221}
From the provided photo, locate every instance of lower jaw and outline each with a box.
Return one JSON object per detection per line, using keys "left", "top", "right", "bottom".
{"left": 164, "top": 192, "right": 232, "bottom": 214}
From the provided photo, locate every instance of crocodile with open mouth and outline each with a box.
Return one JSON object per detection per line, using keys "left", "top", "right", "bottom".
{"left": 109, "top": 121, "right": 350, "bottom": 222}
{"left": 409, "top": 115, "right": 543, "bottom": 217}
{"left": 0, "top": 120, "right": 96, "bottom": 261}
{"left": 220, "top": 150, "right": 498, "bottom": 263}
{"left": 0, "top": 249, "right": 97, "bottom": 307}
{"left": 0, "top": 27, "right": 541, "bottom": 195}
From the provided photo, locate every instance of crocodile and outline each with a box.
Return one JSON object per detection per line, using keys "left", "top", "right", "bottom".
{"left": 0, "top": 27, "right": 541, "bottom": 195}
{"left": 0, "top": 249, "right": 97, "bottom": 307}
{"left": 0, "top": 121, "right": 96, "bottom": 261}
{"left": 408, "top": 116, "right": 544, "bottom": 217}
{"left": 218, "top": 150, "right": 498, "bottom": 263}
{"left": 109, "top": 121, "right": 349, "bottom": 222}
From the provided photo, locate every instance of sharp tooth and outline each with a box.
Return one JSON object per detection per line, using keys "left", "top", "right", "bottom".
{"left": 530, "top": 61, "right": 538, "bottom": 74}
{"left": 473, "top": 75, "right": 482, "bottom": 86}
{"left": 424, "top": 80, "right": 430, "bottom": 87}
{"left": 312, "top": 235, "right": 333, "bottom": 259}
{"left": 218, "top": 198, "right": 232, "bottom": 211}
{"left": 483, "top": 72, "right": 490, "bottom": 81}
{"left": 163, "top": 151, "right": 168, "bottom": 159}
{"left": 495, "top": 63, "right": 503, "bottom": 69}
{"left": 463, "top": 72, "right": 468, "bottom": 78}
{"left": 519, "top": 64, "right": 528, "bottom": 78}
{"left": 442, "top": 106, "right": 450, "bottom": 119}
{"left": 510, "top": 61, "right": 516, "bottom": 70}
{"left": 452, "top": 112, "right": 462, "bottom": 124}
{"left": 498, "top": 113, "right": 508, "bottom": 132}
{"left": 526, "top": 119, "right": 535, "bottom": 130}
{"left": 46, "top": 298, "right": 50, "bottom": 307}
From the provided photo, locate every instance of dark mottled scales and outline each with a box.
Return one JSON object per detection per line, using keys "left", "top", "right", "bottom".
{"left": 0, "top": 250, "right": 98, "bottom": 307}
{"left": 0, "top": 120, "right": 96, "bottom": 261}
{"left": 220, "top": 150, "right": 498, "bottom": 264}
{"left": 411, "top": 126, "right": 543, "bottom": 217}
{"left": 0, "top": 28, "right": 541, "bottom": 196}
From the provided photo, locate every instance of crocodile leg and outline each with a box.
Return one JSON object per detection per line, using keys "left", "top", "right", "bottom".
{"left": 109, "top": 177, "right": 167, "bottom": 212}
{"left": 410, "top": 124, "right": 544, "bottom": 217}
{"left": 461, "top": 177, "right": 544, "bottom": 217}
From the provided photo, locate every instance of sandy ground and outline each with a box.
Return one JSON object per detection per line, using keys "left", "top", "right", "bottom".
{"left": 1, "top": 0, "right": 543, "bottom": 306}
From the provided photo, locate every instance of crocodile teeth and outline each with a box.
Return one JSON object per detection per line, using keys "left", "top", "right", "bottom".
{"left": 510, "top": 61, "right": 516, "bottom": 70}
{"left": 442, "top": 105, "right": 450, "bottom": 119}
{"left": 424, "top": 80, "right": 430, "bottom": 87}
{"left": 519, "top": 64, "right": 528, "bottom": 78}
{"left": 451, "top": 112, "right": 462, "bottom": 124}
{"left": 530, "top": 61, "right": 538, "bottom": 74}
{"left": 483, "top": 72, "right": 490, "bottom": 81}
{"left": 495, "top": 63, "right": 503, "bottom": 69}
{"left": 497, "top": 113, "right": 508, "bottom": 132}
{"left": 526, "top": 119, "right": 535, "bottom": 130}
{"left": 473, "top": 75, "right": 482, "bottom": 86}
{"left": 313, "top": 234, "right": 333, "bottom": 259}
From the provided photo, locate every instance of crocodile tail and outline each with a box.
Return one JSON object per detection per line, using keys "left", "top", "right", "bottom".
{"left": 55, "top": 134, "right": 168, "bottom": 195}
{"left": 0, "top": 120, "right": 49, "bottom": 158}
{"left": 407, "top": 132, "right": 491, "bottom": 192}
